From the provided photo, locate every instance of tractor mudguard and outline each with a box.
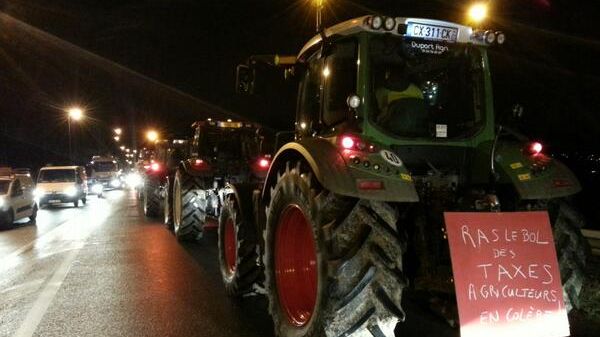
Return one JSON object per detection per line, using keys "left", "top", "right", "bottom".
{"left": 495, "top": 141, "right": 581, "bottom": 200}
{"left": 264, "top": 138, "right": 419, "bottom": 202}
{"left": 226, "top": 182, "right": 261, "bottom": 229}
{"left": 180, "top": 159, "right": 214, "bottom": 177}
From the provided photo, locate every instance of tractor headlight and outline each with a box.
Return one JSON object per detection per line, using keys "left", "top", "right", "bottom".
{"left": 65, "top": 186, "right": 78, "bottom": 197}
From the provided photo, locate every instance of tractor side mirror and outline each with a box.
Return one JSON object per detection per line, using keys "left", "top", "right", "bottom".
{"left": 236, "top": 64, "right": 254, "bottom": 94}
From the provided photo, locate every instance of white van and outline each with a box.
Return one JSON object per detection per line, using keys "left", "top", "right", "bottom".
{"left": 35, "top": 166, "right": 88, "bottom": 208}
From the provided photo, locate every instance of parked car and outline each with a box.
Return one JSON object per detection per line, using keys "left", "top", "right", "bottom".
{"left": 0, "top": 167, "right": 37, "bottom": 227}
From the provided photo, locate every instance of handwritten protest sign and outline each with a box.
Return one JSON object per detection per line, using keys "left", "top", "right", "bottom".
{"left": 444, "top": 212, "right": 569, "bottom": 337}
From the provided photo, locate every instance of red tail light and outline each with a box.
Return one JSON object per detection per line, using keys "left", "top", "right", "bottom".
{"left": 258, "top": 158, "right": 270, "bottom": 169}
{"left": 150, "top": 163, "right": 160, "bottom": 171}
{"left": 194, "top": 159, "right": 204, "bottom": 166}
{"left": 527, "top": 142, "right": 543, "bottom": 156}
{"left": 338, "top": 134, "right": 378, "bottom": 153}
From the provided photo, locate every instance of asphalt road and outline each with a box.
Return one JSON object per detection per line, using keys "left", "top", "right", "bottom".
{"left": 0, "top": 190, "right": 598, "bottom": 337}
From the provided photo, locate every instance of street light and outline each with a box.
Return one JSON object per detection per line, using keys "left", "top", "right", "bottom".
{"left": 114, "top": 128, "right": 122, "bottom": 135}
{"left": 114, "top": 136, "right": 120, "bottom": 142}
{"left": 120, "top": 145, "right": 125, "bottom": 151}
{"left": 66, "top": 107, "right": 84, "bottom": 162}
{"left": 314, "top": 0, "right": 325, "bottom": 32}
{"left": 467, "top": 2, "right": 488, "bottom": 25}
{"left": 146, "top": 130, "right": 159, "bottom": 142}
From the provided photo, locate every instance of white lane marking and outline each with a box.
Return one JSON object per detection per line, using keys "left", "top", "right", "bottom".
{"left": 0, "top": 220, "right": 71, "bottom": 273}
{"left": 11, "top": 245, "right": 81, "bottom": 337}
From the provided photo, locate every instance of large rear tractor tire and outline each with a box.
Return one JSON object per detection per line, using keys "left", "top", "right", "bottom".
{"left": 143, "top": 177, "right": 161, "bottom": 218}
{"left": 548, "top": 199, "right": 589, "bottom": 311}
{"left": 172, "top": 169, "right": 204, "bottom": 241}
{"left": 163, "top": 177, "right": 174, "bottom": 230}
{"left": 218, "top": 194, "right": 261, "bottom": 296}
{"left": 264, "top": 161, "right": 408, "bottom": 337}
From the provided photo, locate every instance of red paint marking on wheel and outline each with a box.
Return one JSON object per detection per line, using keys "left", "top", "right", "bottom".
{"left": 224, "top": 218, "right": 237, "bottom": 275}
{"left": 275, "top": 205, "right": 317, "bottom": 327}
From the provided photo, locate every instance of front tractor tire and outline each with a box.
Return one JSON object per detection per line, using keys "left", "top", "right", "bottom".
{"left": 549, "top": 200, "right": 589, "bottom": 311}
{"left": 172, "top": 169, "right": 204, "bottom": 241}
{"left": 218, "top": 194, "right": 261, "bottom": 296}
{"left": 264, "top": 162, "right": 408, "bottom": 337}
{"left": 143, "top": 177, "right": 162, "bottom": 218}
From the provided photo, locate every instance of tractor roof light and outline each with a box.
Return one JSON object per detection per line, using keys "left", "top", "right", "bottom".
{"left": 496, "top": 31, "right": 506, "bottom": 44}
{"left": 484, "top": 30, "right": 496, "bottom": 44}
{"left": 383, "top": 17, "right": 396, "bottom": 31}
{"left": 347, "top": 95, "right": 361, "bottom": 109}
{"left": 371, "top": 16, "right": 383, "bottom": 30}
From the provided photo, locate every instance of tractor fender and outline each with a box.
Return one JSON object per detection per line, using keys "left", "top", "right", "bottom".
{"left": 263, "top": 138, "right": 419, "bottom": 203}
{"left": 224, "top": 182, "right": 260, "bottom": 227}
{"left": 495, "top": 142, "right": 581, "bottom": 200}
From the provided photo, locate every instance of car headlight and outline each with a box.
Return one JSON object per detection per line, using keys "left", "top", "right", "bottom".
{"left": 0, "top": 196, "right": 5, "bottom": 207}
{"left": 33, "top": 188, "right": 44, "bottom": 198}
{"left": 65, "top": 186, "right": 78, "bottom": 197}
{"left": 126, "top": 173, "right": 142, "bottom": 188}
{"left": 110, "top": 179, "right": 121, "bottom": 188}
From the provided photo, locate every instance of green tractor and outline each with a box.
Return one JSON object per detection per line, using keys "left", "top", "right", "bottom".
{"left": 170, "top": 120, "right": 270, "bottom": 241}
{"left": 224, "top": 15, "right": 588, "bottom": 337}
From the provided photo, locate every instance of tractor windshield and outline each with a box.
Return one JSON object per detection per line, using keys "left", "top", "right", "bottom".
{"left": 199, "top": 129, "right": 259, "bottom": 160}
{"left": 370, "top": 35, "right": 485, "bottom": 139}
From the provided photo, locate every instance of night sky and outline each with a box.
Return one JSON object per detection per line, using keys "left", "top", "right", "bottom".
{"left": 0, "top": 0, "right": 599, "bottom": 168}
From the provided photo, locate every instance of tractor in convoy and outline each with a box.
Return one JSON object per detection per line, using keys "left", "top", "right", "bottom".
{"left": 141, "top": 138, "right": 189, "bottom": 220}
{"left": 168, "top": 120, "right": 271, "bottom": 240}
{"left": 217, "top": 15, "right": 589, "bottom": 337}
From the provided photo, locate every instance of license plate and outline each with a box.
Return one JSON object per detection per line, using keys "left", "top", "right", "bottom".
{"left": 406, "top": 23, "right": 458, "bottom": 42}
{"left": 49, "top": 199, "right": 61, "bottom": 204}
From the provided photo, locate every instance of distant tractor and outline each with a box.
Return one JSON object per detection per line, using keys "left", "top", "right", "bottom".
{"left": 220, "top": 15, "right": 589, "bottom": 337}
{"left": 141, "top": 139, "right": 188, "bottom": 221}
{"left": 169, "top": 120, "right": 270, "bottom": 241}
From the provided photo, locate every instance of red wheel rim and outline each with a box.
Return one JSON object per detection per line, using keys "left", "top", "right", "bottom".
{"left": 224, "top": 218, "right": 237, "bottom": 275}
{"left": 275, "top": 205, "right": 318, "bottom": 327}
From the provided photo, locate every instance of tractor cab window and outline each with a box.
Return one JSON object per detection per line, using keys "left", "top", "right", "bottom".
{"left": 322, "top": 39, "right": 358, "bottom": 126}
{"left": 296, "top": 50, "right": 322, "bottom": 134}
{"left": 370, "top": 36, "right": 485, "bottom": 139}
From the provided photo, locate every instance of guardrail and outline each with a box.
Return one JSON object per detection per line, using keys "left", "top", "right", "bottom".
{"left": 582, "top": 229, "right": 600, "bottom": 256}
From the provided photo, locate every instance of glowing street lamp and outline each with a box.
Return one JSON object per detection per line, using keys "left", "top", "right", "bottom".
{"left": 467, "top": 2, "right": 488, "bottom": 25}
{"left": 314, "top": 0, "right": 325, "bottom": 32}
{"left": 114, "top": 128, "right": 122, "bottom": 135}
{"left": 114, "top": 136, "right": 120, "bottom": 142}
{"left": 120, "top": 145, "right": 125, "bottom": 151}
{"left": 66, "top": 106, "right": 84, "bottom": 161}
{"left": 146, "top": 130, "right": 159, "bottom": 142}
